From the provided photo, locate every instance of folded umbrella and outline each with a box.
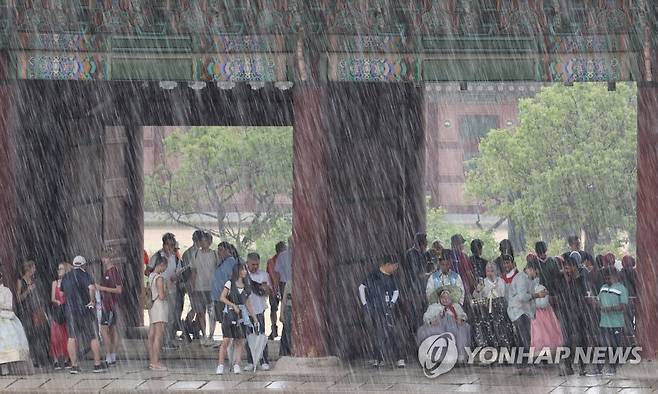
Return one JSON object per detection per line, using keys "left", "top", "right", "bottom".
{"left": 246, "top": 325, "right": 268, "bottom": 372}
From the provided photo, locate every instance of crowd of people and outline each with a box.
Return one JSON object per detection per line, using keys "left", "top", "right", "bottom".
{"left": 0, "top": 227, "right": 639, "bottom": 378}
{"left": 142, "top": 231, "right": 293, "bottom": 374}
{"left": 359, "top": 233, "right": 638, "bottom": 376}
{"left": 0, "top": 230, "right": 294, "bottom": 376}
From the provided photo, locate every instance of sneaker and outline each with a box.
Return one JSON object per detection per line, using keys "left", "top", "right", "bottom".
{"left": 604, "top": 368, "right": 616, "bottom": 376}
{"left": 216, "top": 364, "right": 224, "bottom": 375}
{"left": 376, "top": 361, "right": 386, "bottom": 368}
{"left": 233, "top": 364, "right": 241, "bottom": 374}
{"left": 244, "top": 363, "right": 254, "bottom": 371}
{"left": 367, "top": 359, "right": 379, "bottom": 367}
{"left": 93, "top": 364, "right": 108, "bottom": 373}
{"left": 69, "top": 366, "right": 81, "bottom": 375}
{"left": 396, "top": 359, "right": 406, "bottom": 368}
{"left": 64, "top": 361, "right": 71, "bottom": 369}
{"left": 260, "top": 363, "right": 271, "bottom": 371}
{"left": 53, "top": 362, "right": 62, "bottom": 371}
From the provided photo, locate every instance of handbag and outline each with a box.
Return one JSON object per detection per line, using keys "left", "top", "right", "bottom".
{"left": 52, "top": 304, "right": 66, "bottom": 325}
{"left": 142, "top": 281, "right": 154, "bottom": 310}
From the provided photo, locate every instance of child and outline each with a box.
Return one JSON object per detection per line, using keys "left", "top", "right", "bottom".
{"left": 596, "top": 268, "right": 628, "bottom": 376}
{"left": 418, "top": 287, "right": 471, "bottom": 363}
{"left": 358, "top": 256, "right": 404, "bottom": 368}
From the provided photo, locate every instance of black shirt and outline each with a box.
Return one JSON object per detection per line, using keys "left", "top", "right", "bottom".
{"left": 402, "top": 247, "right": 425, "bottom": 293}
{"left": 61, "top": 268, "right": 94, "bottom": 314}
{"left": 470, "top": 255, "right": 489, "bottom": 279}
{"left": 537, "top": 257, "right": 561, "bottom": 295}
{"left": 362, "top": 269, "right": 398, "bottom": 311}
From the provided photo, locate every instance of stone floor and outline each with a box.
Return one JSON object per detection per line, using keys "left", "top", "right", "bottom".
{"left": 2, "top": 355, "right": 658, "bottom": 394}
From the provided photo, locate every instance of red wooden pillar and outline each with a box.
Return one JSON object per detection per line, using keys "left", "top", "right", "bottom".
{"left": 636, "top": 82, "right": 658, "bottom": 360}
{"left": 291, "top": 83, "right": 330, "bottom": 357}
{"left": 0, "top": 51, "right": 17, "bottom": 293}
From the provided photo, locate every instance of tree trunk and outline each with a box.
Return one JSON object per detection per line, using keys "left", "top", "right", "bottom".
{"left": 508, "top": 217, "right": 526, "bottom": 256}
{"left": 583, "top": 227, "right": 599, "bottom": 255}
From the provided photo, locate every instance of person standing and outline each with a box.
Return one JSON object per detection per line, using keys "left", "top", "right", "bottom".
{"left": 61, "top": 256, "right": 105, "bottom": 374}
{"left": 15, "top": 260, "right": 49, "bottom": 368}
{"left": 596, "top": 268, "right": 628, "bottom": 376}
{"left": 279, "top": 279, "right": 293, "bottom": 357}
{"left": 189, "top": 232, "right": 218, "bottom": 346}
{"left": 146, "top": 233, "right": 181, "bottom": 349}
{"left": 50, "top": 262, "right": 70, "bottom": 370}
{"left": 494, "top": 239, "right": 514, "bottom": 275}
{"left": 274, "top": 238, "right": 292, "bottom": 304}
{"left": 147, "top": 255, "right": 169, "bottom": 371}
{"left": 534, "top": 241, "right": 561, "bottom": 296}
{"left": 562, "top": 235, "right": 593, "bottom": 270}
{"left": 216, "top": 264, "right": 257, "bottom": 375}
{"left": 212, "top": 242, "right": 239, "bottom": 335}
{"left": 506, "top": 259, "right": 545, "bottom": 375}
{"left": 97, "top": 251, "right": 123, "bottom": 366}
{"left": 470, "top": 239, "right": 488, "bottom": 279}
{"left": 0, "top": 271, "right": 31, "bottom": 376}
{"left": 400, "top": 233, "right": 428, "bottom": 337}
{"left": 555, "top": 256, "right": 592, "bottom": 376}
{"left": 266, "top": 241, "right": 285, "bottom": 339}
{"left": 181, "top": 230, "right": 202, "bottom": 341}
{"left": 449, "top": 234, "right": 476, "bottom": 303}
{"left": 245, "top": 253, "right": 271, "bottom": 371}
{"left": 358, "top": 256, "right": 404, "bottom": 368}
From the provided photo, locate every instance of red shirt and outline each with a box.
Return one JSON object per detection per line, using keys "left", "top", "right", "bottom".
{"left": 101, "top": 266, "right": 122, "bottom": 312}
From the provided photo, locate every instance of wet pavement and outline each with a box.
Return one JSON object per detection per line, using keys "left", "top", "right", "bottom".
{"left": 2, "top": 352, "right": 658, "bottom": 393}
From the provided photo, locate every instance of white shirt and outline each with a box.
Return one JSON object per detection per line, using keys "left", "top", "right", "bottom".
{"left": 275, "top": 250, "right": 292, "bottom": 283}
{"left": 248, "top": 270, "right": 270, "bottom": 315}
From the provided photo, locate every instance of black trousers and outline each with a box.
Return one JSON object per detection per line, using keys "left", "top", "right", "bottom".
{"left": 246, "top": 313, "right": 269, "bottom": 364}
{"left": 512, "top": 314, "right": 531, "bottom": 367}
{"left": 366, "top": 307, "right": 399, "bottom": 363}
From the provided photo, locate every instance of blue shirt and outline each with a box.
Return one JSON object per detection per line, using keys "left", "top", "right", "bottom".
{"left": 212, "top": 256, "right": 237, "bottom": 302}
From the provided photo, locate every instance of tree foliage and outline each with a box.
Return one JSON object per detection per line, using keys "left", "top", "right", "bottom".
{"left": 145, "top": 126, "right": 293, "bottom": 252}
{"left": 465, "top": 83, "right": 637, "bottom": 253}
{"left": 426, "top": 207, "right": 499, "bottom": 261}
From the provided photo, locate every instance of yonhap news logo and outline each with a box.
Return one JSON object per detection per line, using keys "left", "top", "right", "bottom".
{"left": 418, "top": 333, "right": 459, "bottom": 378}
{"left": 418, "top": 342, "right": 642, "bottom": 378}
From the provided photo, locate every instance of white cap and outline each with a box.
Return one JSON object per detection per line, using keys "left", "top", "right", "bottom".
{"left": 72, "top": 255, "right": 87, "bottom": 267}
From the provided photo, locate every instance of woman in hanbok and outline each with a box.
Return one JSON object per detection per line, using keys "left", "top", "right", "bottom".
{"left": 0, "top": 272, "right": 31, "bottom": 376}
{"left": 471, "top": 262, "right": 516, "bottom": 348}
{"left": 530, "top": 283, "right": 564, "bottom": 349}
{"left": 417, "top": 287, "right": 471, "bottom": 363}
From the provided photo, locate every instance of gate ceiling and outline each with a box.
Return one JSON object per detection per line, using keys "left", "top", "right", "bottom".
{"left": 0, "top": 0, "right": 655, "bottom": 83}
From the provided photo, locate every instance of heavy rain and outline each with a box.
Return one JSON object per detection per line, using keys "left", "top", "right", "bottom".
{"left": 0, "top": 1, "right": 656, "bottom": 393}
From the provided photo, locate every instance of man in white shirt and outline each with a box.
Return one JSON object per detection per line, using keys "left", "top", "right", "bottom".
{"left": 245, "top": 253, "right": 271, "bottom": 371}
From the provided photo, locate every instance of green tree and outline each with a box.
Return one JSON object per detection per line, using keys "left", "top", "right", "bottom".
{"left": 426, "top": 207, "right": 499, "bottom": 261}
{"left": 465, "top": 83, "right": 637, "bottom": 253}
{"left": 145, "top": 126, "right": 293, "bottom": 252}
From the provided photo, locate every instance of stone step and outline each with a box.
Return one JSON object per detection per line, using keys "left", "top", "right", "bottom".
{"left": 112, "top": 338, "right": 282, "bottom": 361}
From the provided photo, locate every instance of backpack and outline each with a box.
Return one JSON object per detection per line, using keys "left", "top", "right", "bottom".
{"left": 142, "top": 278, "right": 154, "bottom": 310}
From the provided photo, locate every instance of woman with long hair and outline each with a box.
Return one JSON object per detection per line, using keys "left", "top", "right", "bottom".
{"left": 216, "top": 263, "right": 257, "bottom": 375}
{"left": 15, "top": 260, "right": 49, "bottom": 368}
{"left": 147, "top": 254, "right": 169, "bottom": 371}
{"left": 50, "top": 262, "right": 70, "bottom": 370}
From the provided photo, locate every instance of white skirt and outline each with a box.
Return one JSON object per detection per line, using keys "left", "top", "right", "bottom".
{"left": 149, "top": 300, "right": 168, "bottom": 324}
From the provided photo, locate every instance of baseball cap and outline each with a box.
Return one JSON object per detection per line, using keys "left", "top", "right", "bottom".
{"left": 72, "top": 255, "right": 87, "bottom": 267}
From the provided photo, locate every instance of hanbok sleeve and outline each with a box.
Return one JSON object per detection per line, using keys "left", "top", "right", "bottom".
{"left": 0, "top": 287, "right": 12, "bottom": 310}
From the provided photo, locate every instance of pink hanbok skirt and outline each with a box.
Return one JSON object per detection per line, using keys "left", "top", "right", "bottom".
{"left": 531, "top": 306, "right": 564, "bottom": 349}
